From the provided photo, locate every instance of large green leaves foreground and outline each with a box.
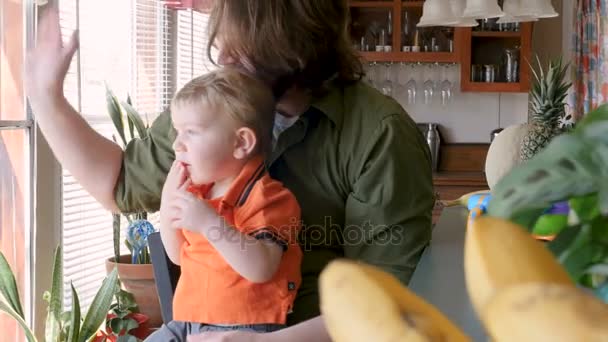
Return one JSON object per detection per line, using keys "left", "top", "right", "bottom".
{"left": 0, "top": 246, "right": 118, "bottom": 342}
{"left": 488, "top": 104, "right": 608, "bottom": 300}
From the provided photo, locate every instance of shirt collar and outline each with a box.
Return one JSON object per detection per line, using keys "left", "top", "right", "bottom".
{"left": 188, "top": 155, "right": 266, "bottom": 209}
{"left": 309, "top": 81, "right": 344, "bottom": 126}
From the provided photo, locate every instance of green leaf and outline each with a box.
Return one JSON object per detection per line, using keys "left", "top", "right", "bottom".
{"left": 569, "top": 194, "right": 600, "bottom": 222}
{"left": 0, "top": 251, "right": 24, "bottom": 318}
{"left": 548, "top": 225, "right": 580, "bottom": 256}
{"left": 115, "top": 290, "right": 138, "bottom": 312}
{"left": 79, "top": 268, "right": 119, "bottom": 342}
{"left": 599, "top": 185, "right": 608, "bottom": 216}
{"left": 113, "top": 214, "right": 121, "bottom": 263}
{"left": 488, "top": 134, "right": 599, "bottom": 220}
{"left": 121, "top": 101, "right": 148, "bottom": 140}
{"left": 117, "top": 335, "right": 138, "bottom": 342}
{"left": 532, "top": 214, "right": 569, "bottom": 236}
{"left": 45, "top": 246, "right": 64, "bottom": 342}
{"left": 67, "top": 283, "right": 81, "bottom": 342}
{"left": 0, "top": 296, "right": 37, "bottom": 342}
{"left": 105, "top": 85, "right": 128, "bottom": 147}
{"left": 557, "top": 224, "right": 596, "bottom": 280}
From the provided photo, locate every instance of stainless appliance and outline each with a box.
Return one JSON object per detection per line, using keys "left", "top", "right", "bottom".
{"left": 417, "top": 123, "right": 441, "bottom": 171}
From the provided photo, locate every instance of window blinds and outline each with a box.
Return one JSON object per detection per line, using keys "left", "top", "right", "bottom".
{"left": 59, "top": 0, "right": 214, "bottom": 310}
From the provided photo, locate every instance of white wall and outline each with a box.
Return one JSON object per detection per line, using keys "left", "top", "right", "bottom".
{"left": 396, "top": 88, "right": 529, "bottom": 144}
{"left": 392, "top": 0, "right": 570, "bottom": 143}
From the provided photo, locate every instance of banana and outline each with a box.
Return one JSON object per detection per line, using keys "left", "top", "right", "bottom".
{"left": 464, "top": 216, "right": 574, "bottom": 316}
{"left": 483, "top": 283, "right": 608, "bottom": 341}
{"left": 441, "top": 190, "right": 491, "bottom": 209}
{"left": 319, "top": 259, "right": 471, "bottom": 342}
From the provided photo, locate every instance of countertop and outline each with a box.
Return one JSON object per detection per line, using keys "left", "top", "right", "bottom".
{"left": 409, "top": 207, "right": 487, "bottom": 341}
{"left": 432, "top": 171, "right": 487, "bottom": 186}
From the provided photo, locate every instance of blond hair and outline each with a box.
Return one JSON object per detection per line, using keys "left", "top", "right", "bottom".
{"left": 171, "top": 68, "right": 275, "bottom": 156}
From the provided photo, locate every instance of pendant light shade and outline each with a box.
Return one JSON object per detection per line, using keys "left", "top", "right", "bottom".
{"left": 417, "top": 0, "right": 460, "bottom": 27}
{"left": 462, "top": 0, "right": 504, "bottom": 19}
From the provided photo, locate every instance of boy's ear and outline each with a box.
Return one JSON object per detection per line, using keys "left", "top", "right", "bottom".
{"left": 233, "top": 127, "right": 257, "bottom": 159}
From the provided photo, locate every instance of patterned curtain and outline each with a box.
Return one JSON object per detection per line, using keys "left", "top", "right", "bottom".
{"left": 571, "top": 0, "right": 608, "bottom": 119}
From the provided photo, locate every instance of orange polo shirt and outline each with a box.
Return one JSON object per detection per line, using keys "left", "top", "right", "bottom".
{"left": 172, "top": 156, "right": 302, "bottom": 325}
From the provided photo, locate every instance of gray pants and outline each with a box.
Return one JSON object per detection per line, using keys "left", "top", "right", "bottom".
{"left": 145, "top": 321, "right": 284, "bottom": 341}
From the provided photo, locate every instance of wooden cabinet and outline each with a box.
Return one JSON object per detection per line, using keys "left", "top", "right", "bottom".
{"left": 458, "top": 22, "right": 533, "bottom": 93}
{"left": 349, "top": 1, "right": 461, "bottom": 63}
{"left": 348, "top": 1, "right": 534, "bottom": 93}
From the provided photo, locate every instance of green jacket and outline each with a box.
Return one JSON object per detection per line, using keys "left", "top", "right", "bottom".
{"left": 114, "top": 80, "right": 435, "bottom": 325}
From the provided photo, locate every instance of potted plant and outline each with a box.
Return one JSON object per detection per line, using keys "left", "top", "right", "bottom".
{"left": 103, "top": 87, "right": 162, "bottom": 328}
{"left": 0, "top": 246, "right": 118, "bottom": 342}
{"left": 93, "top": 289, "right": 152, "bottom": 341}
{"left": 484, "top": 104, "right": 608, "bottom": 302}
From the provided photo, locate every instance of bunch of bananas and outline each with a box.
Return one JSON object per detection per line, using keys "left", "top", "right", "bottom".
{"left": 319, "top": 215, "right": 608, "bottom": 341}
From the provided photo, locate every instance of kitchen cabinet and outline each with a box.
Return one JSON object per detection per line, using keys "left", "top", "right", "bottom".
{"left": 349, "top": 1, "right": 461, "bottom": 63}
{"left": 458, "top": 22, "right": 533, "bottom": 93}
{"left": 348, "top": 1, "right": 534, "bottom": 93}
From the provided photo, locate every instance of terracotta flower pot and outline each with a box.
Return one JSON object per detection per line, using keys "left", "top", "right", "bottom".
{"left": 105, "top": 255, "right": 163, "bottom": 328}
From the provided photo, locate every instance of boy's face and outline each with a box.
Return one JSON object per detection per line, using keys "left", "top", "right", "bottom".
{"left": 171, "top": 103, "right": 241, "bottom": 186}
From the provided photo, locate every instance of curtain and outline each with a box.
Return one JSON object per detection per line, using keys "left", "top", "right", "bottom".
{"left": 571, "top": 0, "right": 608, "bottom": 118}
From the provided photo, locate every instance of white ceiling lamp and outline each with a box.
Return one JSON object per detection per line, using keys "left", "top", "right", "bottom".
{"left": 462, "top": 0, "right": 504, "bottom": 19}
{"left": 417, "top": 0, "right": 460, "bottom": 27}
{"left": 520, "top": 0, "right": 559, "bottom": 18}
{"left": 498, "top": 0, "right": 539, "bottom": 23}
{"left": 448, "top": 0, "right": 479, "bottom": 27}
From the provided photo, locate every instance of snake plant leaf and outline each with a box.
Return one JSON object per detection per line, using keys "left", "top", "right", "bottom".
{"left": 79, "top": 268, "right": 118, "bottom": 342}
{"left": 0, "top": 252, "right": 24, "bottom": 318}
{"left": 0, "top": 294, "right": 37, "bottom": 342}
{"left": 121, "top": 101, "right": 148, "bottom": 140}
{"left": 113, "top": 214, "right": 121, "bottom": 263}
{"left": 67, "top": 282, "right": 80, "bottom": 342}
{"left": 45, "top": 246, "right": 63, "bottom": 342}
{"left": 105, "top": 85, "right": 127, "bottom": 147}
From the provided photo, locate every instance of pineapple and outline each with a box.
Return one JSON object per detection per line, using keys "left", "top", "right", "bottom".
{"left": 520, "top": 58, "right": 572, "bottom": 161}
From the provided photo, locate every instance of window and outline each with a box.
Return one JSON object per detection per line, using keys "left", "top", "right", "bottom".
{"left": 0, "top": 0, "right": 34, "bottom": 340}
{"left": 58, "top": 0, "right": 216, "bottom": 310}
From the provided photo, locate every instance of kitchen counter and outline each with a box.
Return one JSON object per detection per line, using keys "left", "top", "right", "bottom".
{"left": 409, "top": 206, "right": 487, "bottom": 341}
{"left": 433, "top": 171, "right": 487, "bottom": 186}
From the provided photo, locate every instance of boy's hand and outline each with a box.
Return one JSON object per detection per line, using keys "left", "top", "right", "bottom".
{"left": 171, "top": 180, "right": 221, "bottom": 234}
{"left": 160, "top": 161, "right": 188, "bottom": 230}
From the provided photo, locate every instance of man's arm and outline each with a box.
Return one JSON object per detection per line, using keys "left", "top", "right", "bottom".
{"left": 26, "top": 6, "right": 123, "bottom": 212}
{"left": 343, "top": 113, "right": 434, "bottom": 284}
